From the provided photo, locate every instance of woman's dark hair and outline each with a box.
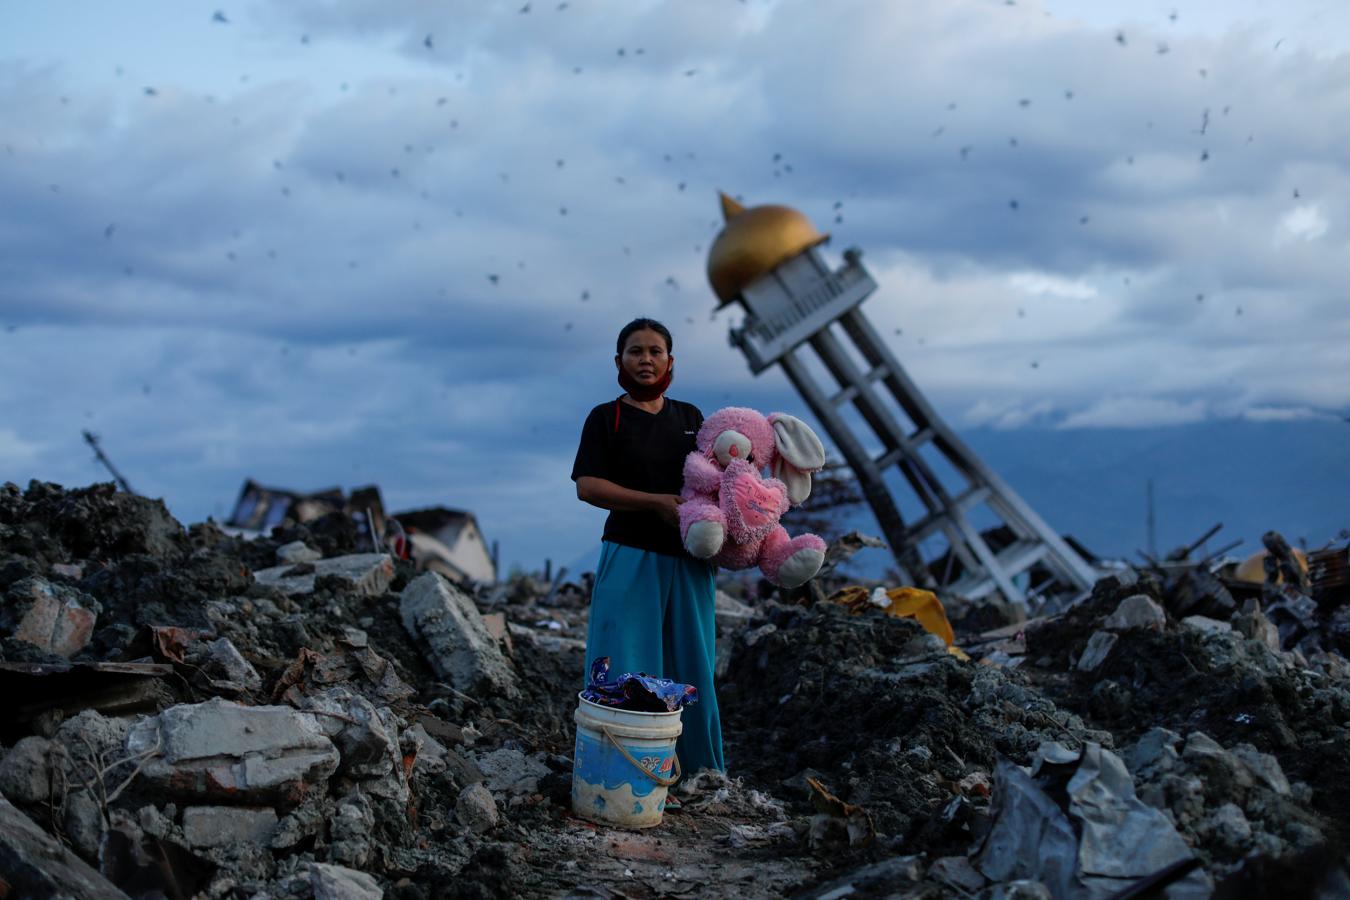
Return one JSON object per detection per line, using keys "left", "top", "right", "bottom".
{"left": 615, "top": 318, "right": 673, "bottom": 355}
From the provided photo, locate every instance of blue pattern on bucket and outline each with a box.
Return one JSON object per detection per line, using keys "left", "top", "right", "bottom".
{"left": 573, "top": 730, "right": 676, "bottom": 797}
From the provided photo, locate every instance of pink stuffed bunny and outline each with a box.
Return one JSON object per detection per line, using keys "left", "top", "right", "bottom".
{"left": 678, "top": 407, "right": 828, "bottom": 588}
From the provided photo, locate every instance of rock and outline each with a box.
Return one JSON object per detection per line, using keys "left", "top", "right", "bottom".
{"left": 1094, "top": 570, "right": 1138, "bottom": 592}
{"left": 276, "top": 540, "right": 322, "bottom": 565}
{"left": 297, "top": 687, "right": 405, "bottom": 796}
{"left": 1231, "top": 745, "right": 1291, "bottom": 796}
{"left": 715, "top": 590, "right": 755, "bottom": 631}
{"left": 311, "top": 861, "right": 384, "bottom": 900}
{"left": 329, "top": 792, "right": 376, "bottom": 867}
{"left": 1206, "top": 802, "right": 1252, "bottom": 850}
{"left": 930, "top": 855, "right": 985, "bottom": 892}
{"left": 1232, "top": 599, "right": 1282, "bottom": 652}
{"left": 455, "top": 782, "right": 499, "bottom": 833}
{"left": 199, "top": 636, "right": 263, "bottom": 693}
{"left": 399, "top": 572, "right": 519, "bottom": 698}
{"left": 2, "top": 577, "right": 98, "bottom": 658}
{"left": 340, "top": 625, "right": 369, "bottom": 648}
{"left": 406, "top": 723, "right": 449, "bottom": 776}
{"left": 63, "top": 789, "right": 104, "bottom": 860}
{"left": 0, "top": 795, "right": 128, "bottom": 898}
{"left": 126, "top": 697, "right": 339, "bottom": 807}
{"left": 252, "top": 553, "right": 394, "bottom": 598}
{"left": 1102, "top": 594, "right": 1167, "bottom": 632}
{"left": 1124, "top": 727, "right": 1182, "bottom": 780}
{"left": 988, "top": 881, "right": 1053, "bottom": 900}
{"left": 480, "top": 612, "right": 513, "bottom": 656}
{"left": 1076, "top": 631, "right": 1118, "bottom": 674}
{"left": 474, "top": 747, "right": 551, "bottom": 795}
{"left": 46, "top": 711, "right": 133, "bottom": 859}
{"left": 0, "top": 736, "right": 52, "bottom": 805}
{"left": 270, "top": 799, "right": 328, "bottom": 851}
{"left": 726, "top": 824, "right": 768, "bottom": 847}
{"left": 50, "top": 562, "right": 84, "bottom": 580}
{"left": 1181, "top": 615, "right": 1233, "bottom": 636}
{"left": 181, "top": 806, "right": 279, "bottom": 847}
{"left": 803, "top": 856, "right": 922, "bottom": 898}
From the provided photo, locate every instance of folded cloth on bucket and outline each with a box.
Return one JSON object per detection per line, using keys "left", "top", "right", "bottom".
{"left": 582, "top": 656, "right": 699, "bottom": 712}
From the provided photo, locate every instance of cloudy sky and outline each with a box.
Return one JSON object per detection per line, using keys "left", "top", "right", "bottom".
{"left": 2, "top": 0, "right": 1347, "bottom": 571}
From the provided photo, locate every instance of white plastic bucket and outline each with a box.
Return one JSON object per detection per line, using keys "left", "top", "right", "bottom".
{"left": 572, "top": 693, "right": 683, "bottom": 828}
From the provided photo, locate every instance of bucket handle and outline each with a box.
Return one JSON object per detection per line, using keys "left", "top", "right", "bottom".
{"left": 601, "top": 725, "right": 682, "bottom": 787}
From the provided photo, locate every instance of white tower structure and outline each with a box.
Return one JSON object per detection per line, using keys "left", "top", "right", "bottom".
{"left": 706, "top": 194, "right": 1097, "bottom": 605}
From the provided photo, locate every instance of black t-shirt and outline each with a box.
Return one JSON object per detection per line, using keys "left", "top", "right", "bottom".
{"left": 571, "top": 397, "right": 704, "bottom": 558}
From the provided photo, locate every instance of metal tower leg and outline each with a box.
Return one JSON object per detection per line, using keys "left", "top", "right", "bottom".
{"left": 778, "top": 350, "right": 932, "bottom": 587}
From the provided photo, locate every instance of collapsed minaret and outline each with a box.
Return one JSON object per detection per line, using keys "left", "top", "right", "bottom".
{"left": 705, "top": 193, "right": 1096, "bottom": 605}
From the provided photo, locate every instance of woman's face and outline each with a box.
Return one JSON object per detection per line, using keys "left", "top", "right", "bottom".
{"left": 617, "top": 328, "right": 672, "bottom": 385}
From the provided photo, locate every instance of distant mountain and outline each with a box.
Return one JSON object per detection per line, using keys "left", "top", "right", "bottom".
{"left": 809, "top": 418, "right": 1348, "bottom": 579}
{"left": 964, "top": 418, "right": 1348, "bottom": 560}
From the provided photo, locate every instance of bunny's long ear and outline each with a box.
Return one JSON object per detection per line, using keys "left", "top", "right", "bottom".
{"left": 768, "top": 413, "right": 825, "bottom": 504}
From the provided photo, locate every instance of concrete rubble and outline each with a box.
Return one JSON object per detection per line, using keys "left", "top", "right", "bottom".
{"left": 399, "top": 570, "right": 520, "bottom": 698}
{"left": 0, "top": 479, "right": 1348, "bottom": 897}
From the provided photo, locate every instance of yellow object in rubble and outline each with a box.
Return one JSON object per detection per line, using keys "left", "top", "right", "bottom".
{"left": 1233, "top": 548, "right": 1308, "bottom": 585}
{"left": 881, "top": 587, "right": 956, "bottom": 646}
{"left": 827, "top": 585, "right": 968, "bottom": 659}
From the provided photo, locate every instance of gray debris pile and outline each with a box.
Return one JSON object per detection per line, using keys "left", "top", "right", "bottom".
{"left": 0, "top": 481, "right": 582, "bottom": 898}
{"left": 2, "top": 481, "right": 1349, "bottom": 898}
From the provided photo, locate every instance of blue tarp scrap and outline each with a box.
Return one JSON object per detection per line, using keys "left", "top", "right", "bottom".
{"left": 581, "top": 656, "right": 698, "bottom": 712}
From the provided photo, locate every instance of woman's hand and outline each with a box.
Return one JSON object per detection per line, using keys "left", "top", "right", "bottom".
{"left": 577, "top": 478, "right": 685, "bottom": 529}
{"left": 652, "top": 494, "right": 684, "bottom": 528}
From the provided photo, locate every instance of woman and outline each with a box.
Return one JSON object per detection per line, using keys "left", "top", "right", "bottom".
{"left": 571, "top": 317, "right": 724, "bottom": 782}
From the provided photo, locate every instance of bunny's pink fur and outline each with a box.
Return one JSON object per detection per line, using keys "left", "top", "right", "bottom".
{"left": 677, "top": 407, "right": 826, "bottom": 588}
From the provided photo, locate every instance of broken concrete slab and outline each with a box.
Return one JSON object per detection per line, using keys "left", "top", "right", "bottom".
{"left": 455, "top": 782, "right": 500, "bottom": 833}
{"left": 199, "top": 636, "right": 263, "bottom": 693}
{"left": 310, "top": 861, "right": 384, "bottom": 900}
{"left": 1076, "top": 631, "right": 1118, "bottom": 673}
{"left": 1181, "top": 615, "right": 1233, "bottom": 636}
{"left": 252, "top": 553, "right": 394, "bottom": 598}
{"left": 125, "top": 697, "right": 339, "bottom": 807}
{"left": 2, "top": 576, "right": 99, "bottom": 658}
{"left": 474, "top": 747, "right": 551, "bottom": 795}
{"left": 297, "top": 686, "right": 403, "bottom": 786}
{"left": 400, "top": 572, "right": 519, "bottom": 698}
{"left": 930, "top": 855, "right": 985, "bottom": 893}
{"left": 1102, "top": 594, "right": 1167, "bottom": 632}
{"left": 0, "top": 735, "right": 52, "bottom": 805}
{"left": 276, "top": 540, "right": 321, "bottom": 565}
{"left": 0, "top": 795, "right": 129, "bottom": 899}
{"left": 181, "top": 806, "right": 279, "bottom": 848}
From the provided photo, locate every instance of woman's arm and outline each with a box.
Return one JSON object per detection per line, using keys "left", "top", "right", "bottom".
{"left": 576, "top": 476, "right": 682, "bottom": 527}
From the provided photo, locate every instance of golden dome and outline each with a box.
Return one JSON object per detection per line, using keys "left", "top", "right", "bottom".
{"left": 706, "top": 193, "right": 829, "bottom": 305}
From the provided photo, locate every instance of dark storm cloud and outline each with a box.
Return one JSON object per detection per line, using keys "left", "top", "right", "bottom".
{"left": 1, "top": 0, "right": 1346, "bottom": 566}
